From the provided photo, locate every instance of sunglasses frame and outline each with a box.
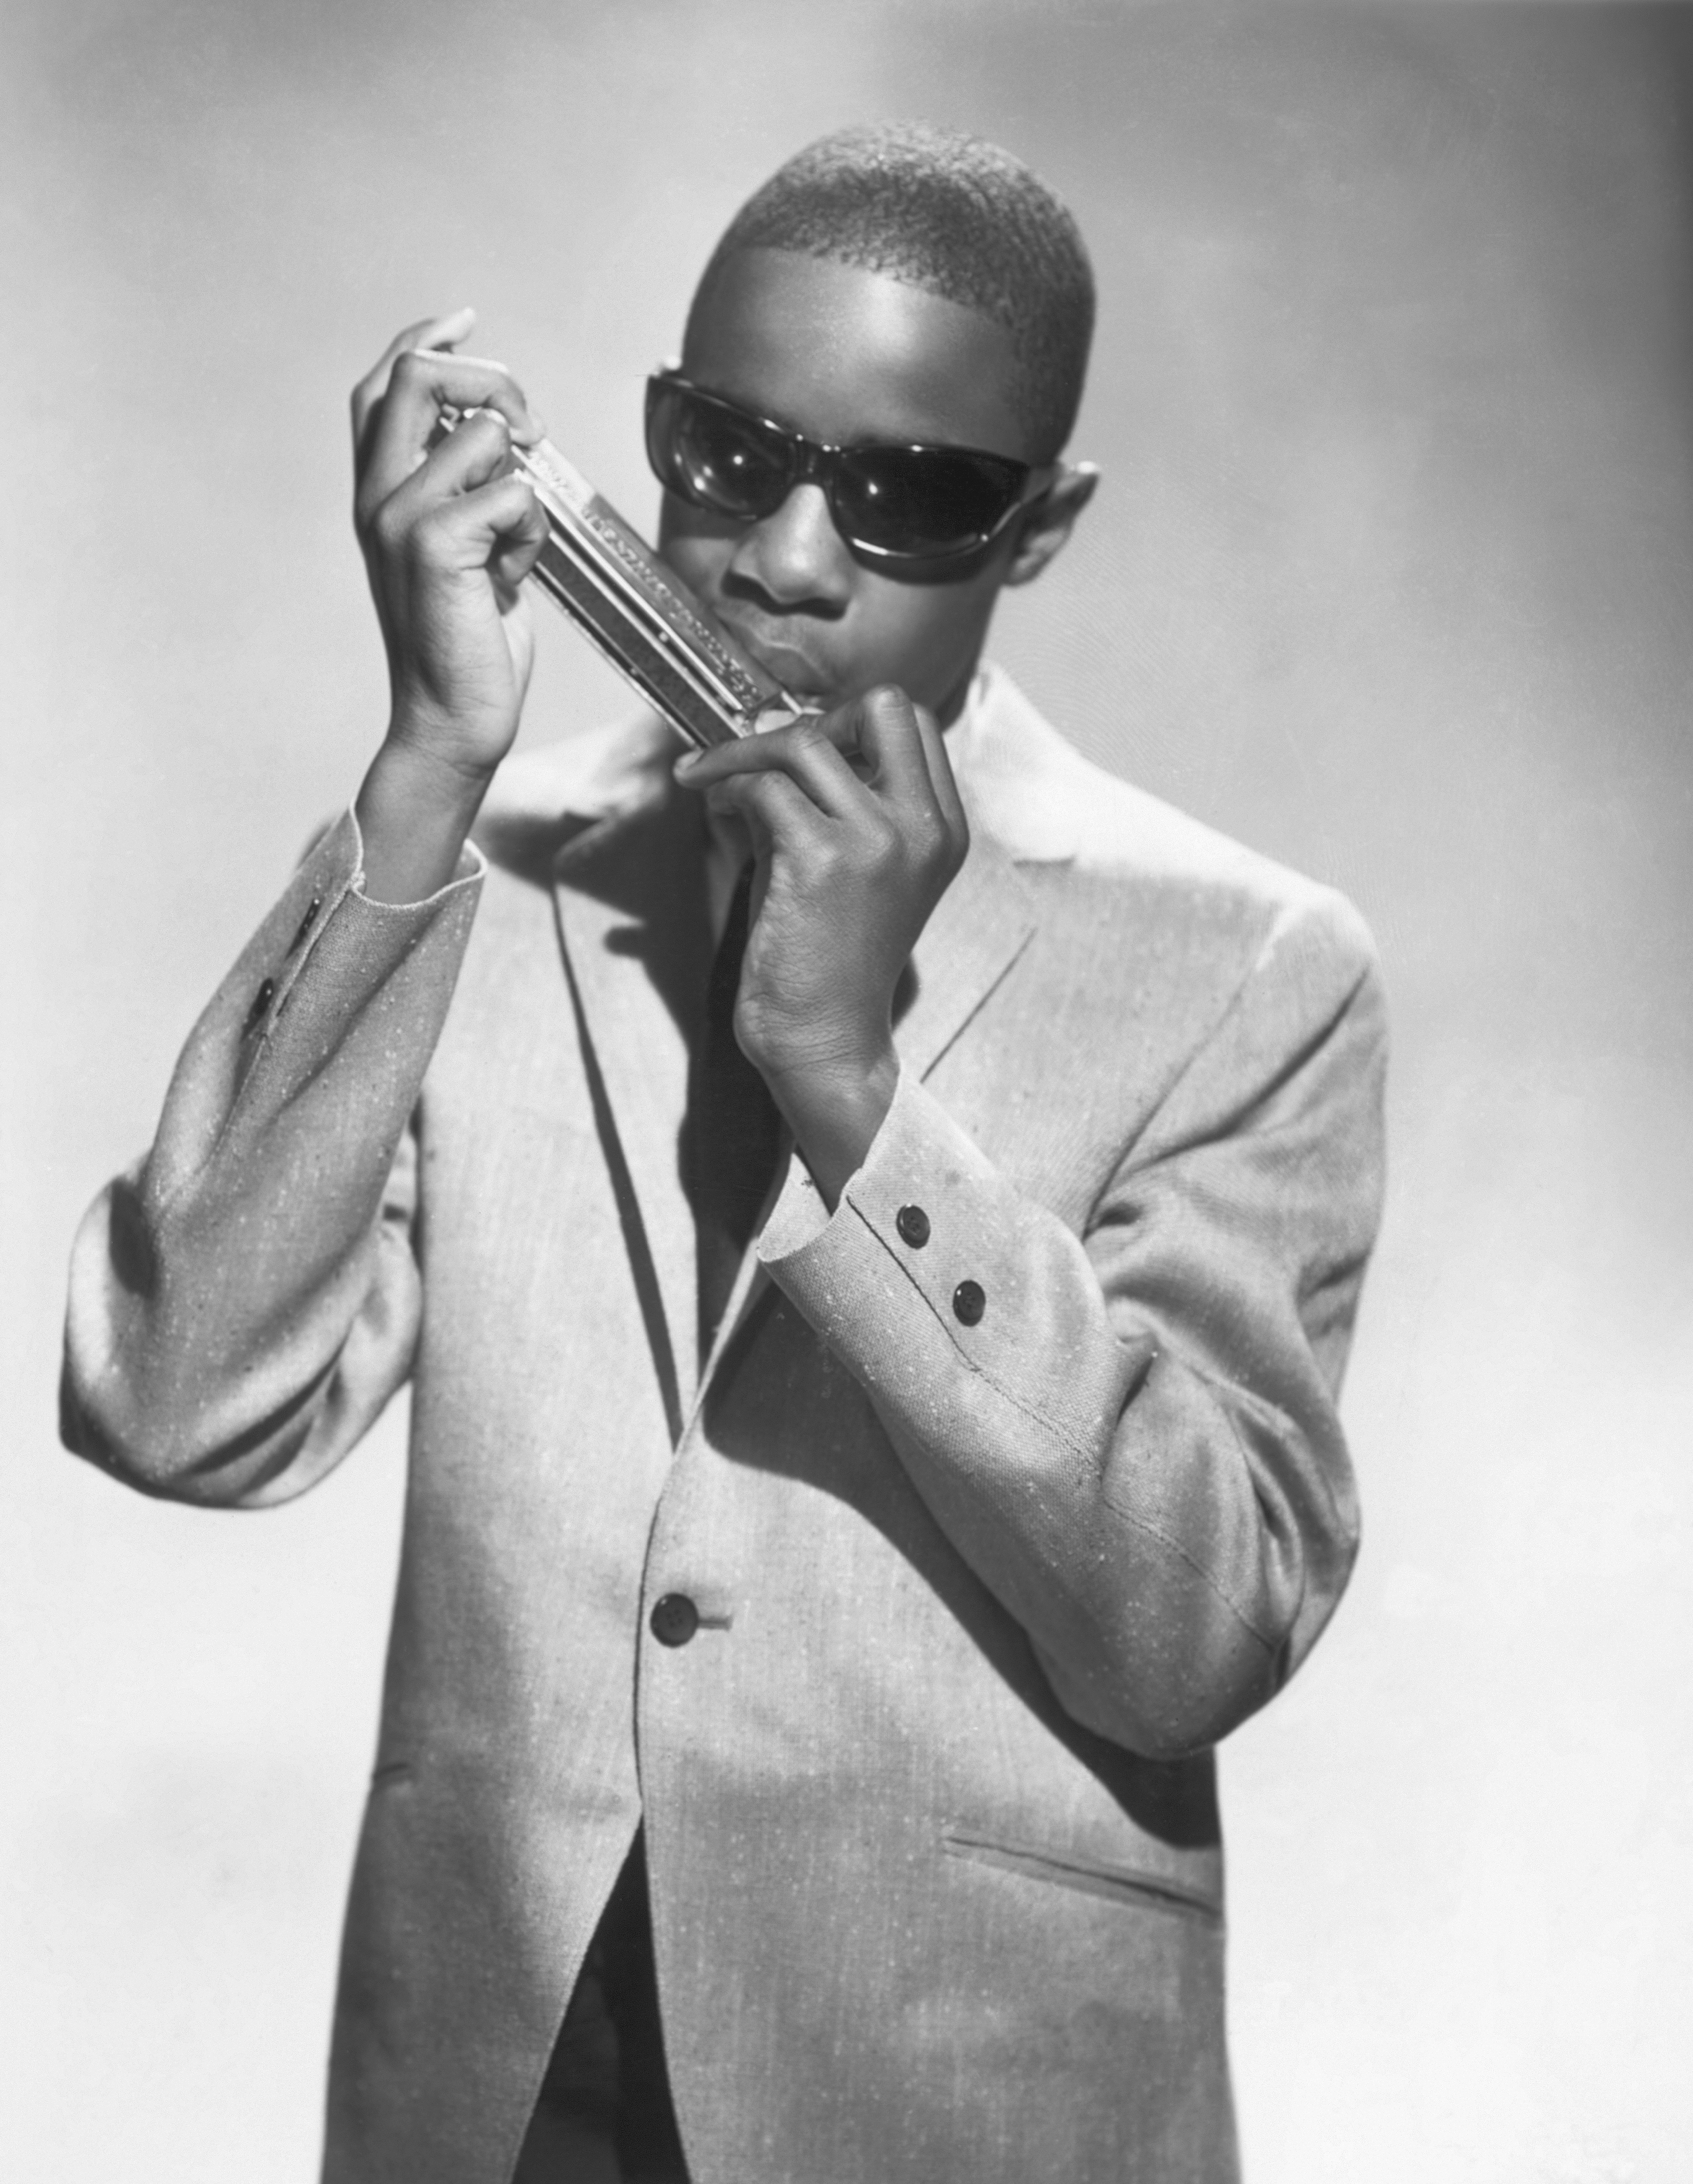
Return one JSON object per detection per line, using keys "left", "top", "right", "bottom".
{"left": 644, "top": 367, "right": 1054, "bottom": 571}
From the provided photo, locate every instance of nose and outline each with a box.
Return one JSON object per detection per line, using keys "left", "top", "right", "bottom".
{"left": 727, "top": 481, "right": 853, "bottom": 612}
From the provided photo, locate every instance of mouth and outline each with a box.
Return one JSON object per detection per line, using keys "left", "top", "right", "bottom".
{"left": 711, "top": 606, "right": 839, "bottom": 702}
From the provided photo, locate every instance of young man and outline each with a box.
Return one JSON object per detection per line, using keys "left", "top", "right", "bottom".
{"left": 62, "top": 127, "right": 1386, "bottom": 2184}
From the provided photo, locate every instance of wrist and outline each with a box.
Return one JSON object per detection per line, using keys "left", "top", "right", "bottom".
{"left": 765, "top": 1042, "right": 899, "bottom": 1211}
{"left": 354, "top": 735, "right": 492, "bottom": 904}
{"left": 384, "top": 688, "right": 513, "bottom": 781}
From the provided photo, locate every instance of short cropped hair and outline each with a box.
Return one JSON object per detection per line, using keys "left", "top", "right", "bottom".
{"left": 691, "top": 123, "right": 1095, "bottom": 461}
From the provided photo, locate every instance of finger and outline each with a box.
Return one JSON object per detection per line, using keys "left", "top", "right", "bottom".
{"left": 367, "top": 413, "right": 545, "bottom": 597}
{"left": 369, "top": 307, "right": 477, "bottom": 381}
{"left": 849, "top": 685, "right": 967, "bottom": 850}
{"left": 362, "top": 410, "right": 516, "bottom": 561}
{"left": 490, "top": 508, "right": 549, "bottom": 593}
{"left": 850, "top": 686, "right": 941, "bottom": 807}
{"left": 358, "top": 352, "right": 542, "bottom": 521}
{"left": 351, "top": 308, "right": 477, "bottom": 454}
{"left": 397, "top": 470, "right": 549, "bottom": 592}
{"left": 765, "top": 694, "right": 874, "bottom": 775}
{"left": 390, "top": 349, "right": 541, "bottom": 438}
{"left": 677, "top": 714, "right": 866, "bottom": 823}
{"left": 382, "top": 406, "right": 519, "bottom": 516}
{"left": 764, "top": 688, "right": 929, "bottom": 802}
{"left": 701, "top": 764, "right": 834, "bottom": 856}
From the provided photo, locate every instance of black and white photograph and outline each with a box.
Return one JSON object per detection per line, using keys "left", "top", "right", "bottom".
{"left": 2, "top": 3, "right": 1689, "bottom": 2180}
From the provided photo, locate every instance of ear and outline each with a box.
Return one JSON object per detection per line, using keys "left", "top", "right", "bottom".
{"left": 1004, "top": 462, "right": 1100, "bottom": 588}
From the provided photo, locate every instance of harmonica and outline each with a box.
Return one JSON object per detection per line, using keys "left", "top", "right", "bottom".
{"left": 443, "top": 410, "right": 815, "bottom": 750}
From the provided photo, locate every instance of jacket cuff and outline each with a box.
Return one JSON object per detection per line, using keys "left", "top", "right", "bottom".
{"left": 229, "top": 805, "right": 484, "bottom": 1039}
{"left": 143, "top": 808, "right": 486, "bottom": 1210}
{"left": 759, "top": 1070, "right": 1014, "bottom": 1376}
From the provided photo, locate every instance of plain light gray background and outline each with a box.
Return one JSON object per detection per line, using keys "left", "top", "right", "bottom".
{"left": 4, "top": 2, "right": 1689, "bottom": 2178}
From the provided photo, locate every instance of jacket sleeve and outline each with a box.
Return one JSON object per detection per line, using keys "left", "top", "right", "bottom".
{"left": 759, "top": 889, "right": 1388, "bottom": 1761}
{"left": 60, "top": 811, "right": 483, "bottom": 1509}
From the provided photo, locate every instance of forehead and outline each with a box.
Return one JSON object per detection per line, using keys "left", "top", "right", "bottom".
{"left": 680, "top": 246, "right": 1031, "bottom": 460}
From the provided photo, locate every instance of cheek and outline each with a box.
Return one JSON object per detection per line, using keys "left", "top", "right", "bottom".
{"left": 656, "top": 499, "right": 734, "bottom": 594}
{"left": 860, "top": 574, "right": 1001, "bottom": 682}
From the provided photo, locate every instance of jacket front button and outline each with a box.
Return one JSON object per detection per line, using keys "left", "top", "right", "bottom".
{"left": 650, "top": 1593, "right": 699, "bottom": 1647}
{"left": 952, "top": 1279, "right": 986, "bottom": 1327}
{"left": 896, "top": 1204, "right": 930, "bottom": 1248}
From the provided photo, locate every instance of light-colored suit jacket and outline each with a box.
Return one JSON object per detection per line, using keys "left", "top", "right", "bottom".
{"left": 63, "top": 667, "right": 1386, "bottom": 2184}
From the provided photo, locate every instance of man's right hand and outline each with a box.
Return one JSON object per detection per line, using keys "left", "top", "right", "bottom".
{"left": 349, "top": 310, "right": 550, "bottom": 902}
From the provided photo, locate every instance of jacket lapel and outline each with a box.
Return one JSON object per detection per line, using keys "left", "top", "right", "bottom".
{"left": 897, "top": 815, "right": 1038, "bottom": 1082}
{"left": 552, "top": 781, "right": 712, "bottom": 1428}
{"left": 546, "top": 668, "right": 1068, "bottom": 1425}
{"left": 893, "top": 665, "right": 1084, "bottom": 1077}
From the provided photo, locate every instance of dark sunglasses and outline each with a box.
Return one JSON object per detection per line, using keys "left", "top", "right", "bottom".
{"left": 644, "top": 369, "right": 1051, "bottom": 569}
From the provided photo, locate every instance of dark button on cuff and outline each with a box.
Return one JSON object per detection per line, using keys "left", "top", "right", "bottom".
{"left": 288, "top": 897, "right": 323, "bottom": 952}
{"left": 895, "top": 1204, "right": 930, "bottom": 1249}
{"left": 650, "top": 1593, "right": 699, "bottom": 1647}
{"left": 951, "top": 1279, "right": 986, "bottom": 1327}
{"left": 244, "top": 978, "right": 276, "bottom": 1032}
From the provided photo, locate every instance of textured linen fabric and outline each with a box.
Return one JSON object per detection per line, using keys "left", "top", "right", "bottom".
{"left": 60, "top": 667, "right": 1386, "bottom": 2184}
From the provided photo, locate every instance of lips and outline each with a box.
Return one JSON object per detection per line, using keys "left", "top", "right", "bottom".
{"left": 712, "top": 607, "right": 838, "bottom": 701}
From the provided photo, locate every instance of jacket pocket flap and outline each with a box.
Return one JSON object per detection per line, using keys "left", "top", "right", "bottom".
{"left": 941, "top": 1828, "right": 1223, "bottom": 1925}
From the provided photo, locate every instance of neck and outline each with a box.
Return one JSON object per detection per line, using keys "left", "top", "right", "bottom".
{"left": 933, "top": 654, "right": 982, "bottom": 730}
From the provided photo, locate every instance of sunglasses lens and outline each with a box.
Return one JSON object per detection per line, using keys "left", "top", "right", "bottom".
{"left": 650, "top": 384, "right": 791, "bottom": 521}
{"left": 646, "top": 376, "right": 1031, "bottom": 563}
{"left": 834, "top": 448, "right": 1023, "bottom": 558}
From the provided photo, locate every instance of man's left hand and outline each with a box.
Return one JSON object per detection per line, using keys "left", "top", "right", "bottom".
{"left": 675, "top": 686, "right": 969, "bottom": 1207}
